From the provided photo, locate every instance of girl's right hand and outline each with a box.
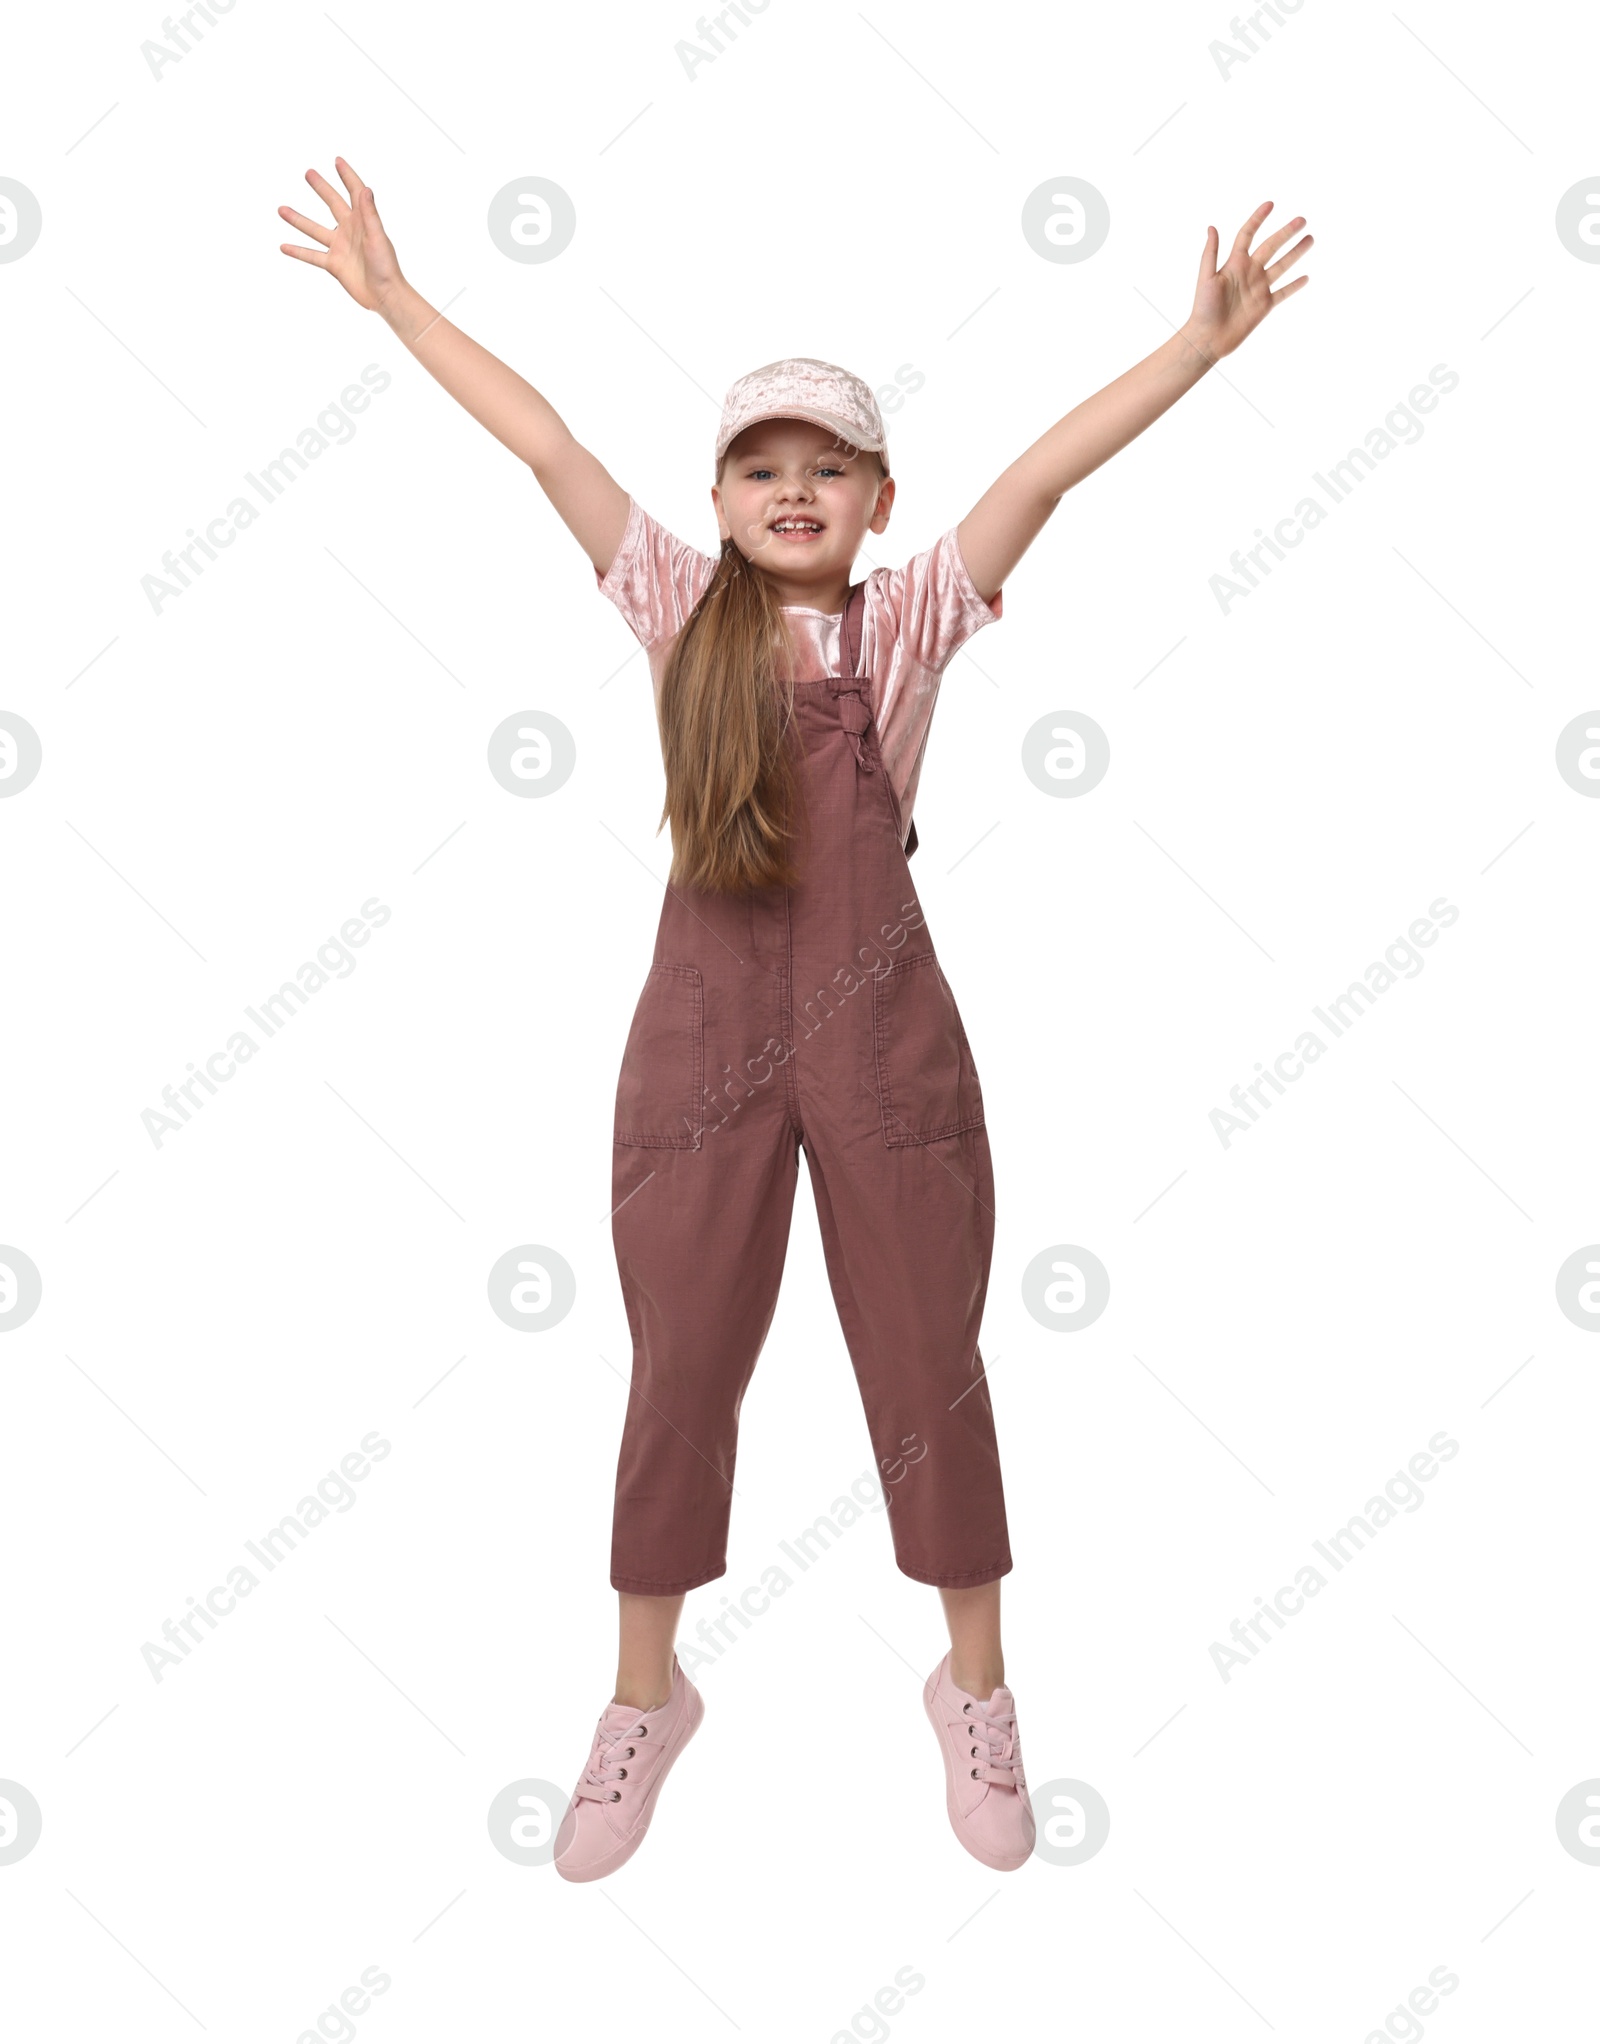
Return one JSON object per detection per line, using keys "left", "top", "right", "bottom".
{"left": 278, "top": 157, "right": 402, "bottom": 313}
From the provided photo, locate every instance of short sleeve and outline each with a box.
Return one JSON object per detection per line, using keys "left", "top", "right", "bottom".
{"left": 595, "top": 494, "right": 719, "bottom": 651}
{"left": 871, "top": 525, "right": 1004, "bottom": 675}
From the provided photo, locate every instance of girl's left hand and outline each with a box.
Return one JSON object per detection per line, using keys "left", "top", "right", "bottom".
{"left": 1185, "top": 200, "right": 1311, "bottom": 363}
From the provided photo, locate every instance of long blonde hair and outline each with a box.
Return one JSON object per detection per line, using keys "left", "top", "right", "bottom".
{"left": 656, "top": 456, "right": 881, "bottom": 895}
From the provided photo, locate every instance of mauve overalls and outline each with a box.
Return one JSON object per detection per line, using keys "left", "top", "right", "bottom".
{"left": 608, "top": 579, "right": 1012, "bottom": 1594}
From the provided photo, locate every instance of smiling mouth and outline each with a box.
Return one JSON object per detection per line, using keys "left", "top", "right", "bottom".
{"left": 771, "top": 520, "right": 824, "bottom": 542}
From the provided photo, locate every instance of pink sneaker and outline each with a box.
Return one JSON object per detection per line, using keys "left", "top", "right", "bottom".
{"left": 923, "top": 1650, "right": 1035, "bottom": 1871}
{"left": 553, "top": 1654, "right": 704, "bottom": 1883}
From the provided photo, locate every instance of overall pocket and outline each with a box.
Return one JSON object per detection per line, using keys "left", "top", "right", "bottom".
{"left": 613, "top": 964, "right": 704, "bottom": 1149}
{"left": 872, "top": 952, "right": 985, "bottom": 1148}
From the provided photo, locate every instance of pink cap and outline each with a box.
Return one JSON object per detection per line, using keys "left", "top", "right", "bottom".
{"left": 714, "top": 356, "right": 890, "bottom": 479}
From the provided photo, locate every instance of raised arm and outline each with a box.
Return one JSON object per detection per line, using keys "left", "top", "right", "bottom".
{"left": 278, "top": 156, "right": 630, "bottom": 578}
{"left": 956, "top": 200, "right": 1312, "bottom": 603}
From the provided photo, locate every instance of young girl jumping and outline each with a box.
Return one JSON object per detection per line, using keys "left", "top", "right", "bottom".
{"left": 279, "top": 160, "right": 1310, "bottom": 1883}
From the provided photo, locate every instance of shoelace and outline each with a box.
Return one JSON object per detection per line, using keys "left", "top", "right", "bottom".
{"left": 958, "top": 1697, "right": 1025, "bottom": 1791}
{"left": 573, "top": 1714, "right": 650, "bottom": 1805}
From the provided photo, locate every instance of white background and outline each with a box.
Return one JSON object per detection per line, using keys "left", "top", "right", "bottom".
{"left": 4, "top": 0, "right": 1598, "bottom": 2037}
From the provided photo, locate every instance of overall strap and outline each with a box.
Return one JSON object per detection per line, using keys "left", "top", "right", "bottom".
{"left": 839, "top": 578, "right": 866, "bottom": 680}
{"left": 829, "top": 581, "right": 873, "bottom": 773}
{"left": 836, "top": 579, "right": 919, "bottom": 859}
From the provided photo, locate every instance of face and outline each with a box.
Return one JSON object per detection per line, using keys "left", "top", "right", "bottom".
{"left": 712, "top": 416, "right": 894, "bottom": 608}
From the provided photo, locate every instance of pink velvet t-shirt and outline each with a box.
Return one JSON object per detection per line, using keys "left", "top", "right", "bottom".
{"left": 594, "top": 495, "right": 1003, "bottom": 849}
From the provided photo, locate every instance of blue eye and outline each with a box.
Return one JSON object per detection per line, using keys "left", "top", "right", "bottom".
{"left": 751, "top": 467, "right": 843, "bottom": 481}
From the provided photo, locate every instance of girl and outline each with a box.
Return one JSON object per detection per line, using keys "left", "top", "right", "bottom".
{"left": 279, "top": 161, "right": 1310, "bottom": 1883}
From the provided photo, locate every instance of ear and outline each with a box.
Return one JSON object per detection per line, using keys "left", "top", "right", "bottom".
{"left": 710, "top": 481, "right": 730, "bottom": 543}
{"left": 868, "top": 475, "right": 895, "bottom": 533}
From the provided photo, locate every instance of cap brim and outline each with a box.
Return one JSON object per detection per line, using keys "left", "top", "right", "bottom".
{"left": 720, "top": 407, "right": 886, "bottom": 463}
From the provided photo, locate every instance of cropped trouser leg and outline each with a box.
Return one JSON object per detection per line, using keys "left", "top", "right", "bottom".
{"left": 609, "top": 1069, "right": 799, "bottom": 1595}
{"left": 800, "top": 1119, "right": 1011, "bottom": 1589}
